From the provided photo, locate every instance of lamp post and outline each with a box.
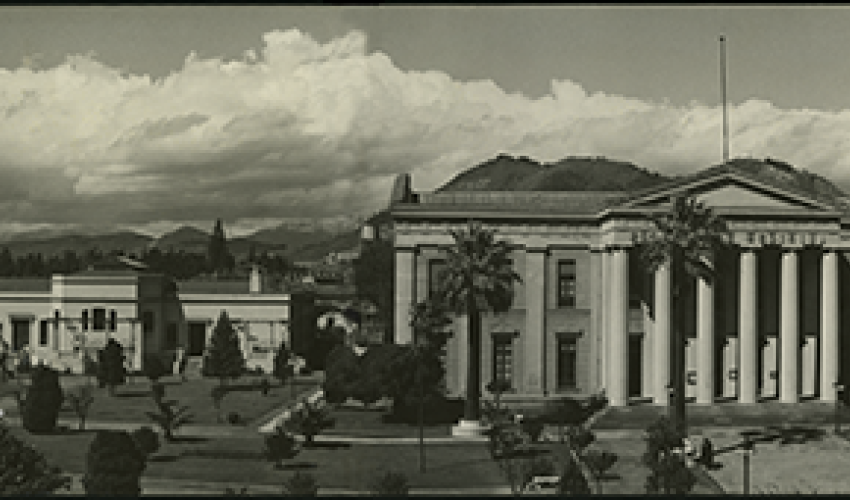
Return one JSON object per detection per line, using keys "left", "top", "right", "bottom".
{"left": 835, "top": 382, "right": 845, "bottom": 435}
{"left": 739, "top": 432, "right": 757, "bottom": 495}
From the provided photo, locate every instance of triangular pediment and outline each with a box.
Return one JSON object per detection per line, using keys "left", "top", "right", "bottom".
{"left": 620, "top": 172, "right": 835, "bottom": 212}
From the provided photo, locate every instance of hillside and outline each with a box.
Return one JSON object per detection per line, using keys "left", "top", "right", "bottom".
{"left": 1, "top": 231, "right": 153, "bottom": 258}
{"left": 438, "top": 154, "right": 671, "bottom": 192}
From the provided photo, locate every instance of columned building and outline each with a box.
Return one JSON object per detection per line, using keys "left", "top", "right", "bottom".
{"left": 389, "top": 160, "right": 850, "bottom": 407}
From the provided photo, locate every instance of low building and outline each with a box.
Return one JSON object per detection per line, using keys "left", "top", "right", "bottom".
{"left": 0, "top": 258, "right": 310, "bottom": 375}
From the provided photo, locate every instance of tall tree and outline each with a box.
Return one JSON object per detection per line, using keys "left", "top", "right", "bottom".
{"left": 201, "top": 311, "right": 246, "bottom": 386}
{"left": 437, "top": 221, "right": 520, "bottom": 423}
{"left": 354, "top": 238, "right": 395, "bottom": 343}
{"left": 208, "top": 219, "right": 231, "bottom": 276}
{"left": 97, "top": 339, "right": 127, "bottom": 396}
{"left": 640, "top": 195, "right": 728, "bottom": 434}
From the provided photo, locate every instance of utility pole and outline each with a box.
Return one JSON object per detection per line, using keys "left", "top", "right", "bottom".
{"left": 720, "top": 34, "right": 729, "bottom": 162}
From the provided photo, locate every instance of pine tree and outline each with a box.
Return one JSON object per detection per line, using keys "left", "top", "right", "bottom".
{"left": 273, "top": 340, "right": 293, "bottom": 384}
{"left": 201, "top": 311, "right": 245, "bottom": 386}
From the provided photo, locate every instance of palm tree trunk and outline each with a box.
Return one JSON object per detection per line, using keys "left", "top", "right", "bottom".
{"left": 670, "top": 249, "right": 688, "bottom": 436}
{"left": 465, "top": 301, "right": 482, "bottom": 422}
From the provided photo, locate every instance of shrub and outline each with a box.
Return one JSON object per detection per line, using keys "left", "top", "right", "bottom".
{"left": 273, "top": 341, "right": 293, "bottom": 385}
{"left": 151, "top": 381, "right": 166, "bottom": 402}
{"left": 487, "top": 424, "right": 527, "bottom": 460}
{"left": 142, "top": 354, "right": 169, "bottom": 382}
{"left": 83, "top": 352, "right": 98, "bottom": 377}
{"left": 582, "top": 448, "right": 618, "bottom": 492}
{"left": 66, "top": 385, "right": 95, "bottom": 431}
{"left": 97, "top": 338, "right": 127, "bottom": 395}
{"left": 643, "top": 417, "right": 695, "bottom": 495}
{"left": 145, "top": 396, "right": 193, "bottom": 442}
{"left": 282, "top": 471, "right": 318, "bottom": 496}
{"left": 130, "top": 426, "right": 160, "bottom": 459}
{"left": 322, "top": 344, "right": 362, "bottom": 405}
{"left": 263, "top": 425, "right": 299, "bottom": 469}
{"left": 16, "top": 352, "right": 32, "bottom": 374}
{"left": 210, "top": 386, "right": 228, "bottom": 422}
{"left": 557, "top": 454, "right": 591, "bottom": 495}
{"left": 565, "top": 426, "right": 596, "bottom": 452}
{"left": 224, "top": 486, "right": 250, "bottom": 496}
{"left": 201, "top": 311, "right": 246, "bottom": 386}
{"left": 520, "top": 416, "right": 545, "bottom": 443}
{"left": 368, "top": 471, "right": 410, "bottom": 496}
{"left": 82, "top": 430, "right": 147, "bottom": 495}
{"left": 699, "top": 438, "right": 715, "bottom": 466}
{"left": 260, "top": 378, "right": 271, "bottom": 396}
{"left": 227, "top": 412, "right": 242, "bottom": 425}
{"left": 22, "top": 365, "right": 64, "bottom": 434}
{"left": 486, "top": 379, "right": 512, "bottom": 409}
{"left": 285, "top": 399, "right": 335, "bottom": 447}
{"left": 0, "top": 422, "right": 70, "bottom": 495}
{"left": 481, "top": 399, "right": 514, "bottom": 428}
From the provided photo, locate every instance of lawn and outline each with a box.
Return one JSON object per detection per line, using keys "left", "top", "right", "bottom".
{"left": 325, "top": 403, "right": 457, "bottom": 439}
{"left": 704, "top": 428, "right": 850, "bottom": 494}
{"left": 0, "top": 373, "right": 320, "bottom": 426}
{"left": 10, "top": 427, "right": 505, "bottom": 492}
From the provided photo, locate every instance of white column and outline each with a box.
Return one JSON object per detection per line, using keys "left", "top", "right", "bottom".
{"left": 394, "top": 247, "right": 416, "bottom": 344}
{"left": 607, "top": 248, "right": 629, "bottom": 407}
{"left": 600, "top": 250, "right": 609, "bottom": 390}
{"left": 696, "top": 272, "right": 715, "bottom": 404}
{"left": 821, "top": 250, "right": 839, "bottom": 401}
{"left": 653, "top": 263, "right": 671, "bottom": 405}
{"left": 739, "top": 249, "right": 758, "bottom": 404}
{"left": 802, "top": 336, "right": 817, "bottom": 397}
{"left": 780, "top": 250, "right": 800, "bottom": 403}
{"left": 524, "top": 249, "right": 547, "bottom": 395}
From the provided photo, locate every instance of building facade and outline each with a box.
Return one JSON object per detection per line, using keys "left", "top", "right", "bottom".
{"left": 390, "top": 161, "right": 850, "bottom": 407}
{"left": 0, "top": 262, "right": 297, "bottom": 375}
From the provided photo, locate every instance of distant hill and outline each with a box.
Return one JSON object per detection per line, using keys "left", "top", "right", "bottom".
{"left": 0, "top": 231, "right": 152, "bottom": 258}
{"left": 438, "top": 154, "right": 671, "bottom": 192}
{"left": 153, "top": 226, "right": 209, "bottom": 252}
{"left": 288, "top": 229, "right": 360, "bottom": 262}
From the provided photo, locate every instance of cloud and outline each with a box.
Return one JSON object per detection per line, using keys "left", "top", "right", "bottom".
{"left": 0, "top": 28, "right": 850, "bottom": 237}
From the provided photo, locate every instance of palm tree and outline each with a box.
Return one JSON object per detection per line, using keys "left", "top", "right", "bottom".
{"left": 640, "top": 195, "right": 729, "bottom": 434}
{"left": 438, "top": 220, "right": 520, "bottom": 423}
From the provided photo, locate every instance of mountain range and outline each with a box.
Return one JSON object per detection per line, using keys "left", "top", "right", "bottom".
{"left": 2, "top": 154, "right": 846, "bottom": 261}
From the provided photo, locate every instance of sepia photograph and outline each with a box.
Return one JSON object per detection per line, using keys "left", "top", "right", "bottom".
{"left": 2, "top": 4, "right": 850, "bottom": 495}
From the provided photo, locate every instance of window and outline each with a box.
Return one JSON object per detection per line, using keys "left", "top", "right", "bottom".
{"left": 81, "top": 310, "right": 89, "bottom": 331}
{"left": 557, "top": 260, "right": 577, "bottom": 308}
{"left": 92, "top": 308, "right": 107, "bottom": 331}
{"left": 428, "top": 259, "right": 447, "bottom": 299}
{"left": 492, "top": 335, "right": 514, "bottom": 388}
{"left": 39, "top": 320, "right": 49, "bottom": 346}
{"left": 557, "top": 335, "right": 579, "bottom": 390}
{"left": 109, "top": 310, "right": 117, "bottom": 332}
{"left": 142, "top": 311, "right": 155, "bottom": 334}
{"left": 165, "top": 323, "right": 178, "bottom": 350}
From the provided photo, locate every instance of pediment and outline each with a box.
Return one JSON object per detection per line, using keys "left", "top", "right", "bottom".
{"left": 621, "top": 172, "right": 834, "bottom": 213}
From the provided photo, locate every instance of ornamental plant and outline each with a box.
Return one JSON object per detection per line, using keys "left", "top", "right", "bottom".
{"left": 97, "top": 338, "right": 127, "bottom": 396}
{"left": 21, "top": 365, "right": 64, "bottom": 434}
{"left": 282, "top": 471, "right": 319, "bottom": 496}
{"left": 130, "top": 426, "right": 160, "bottom": 459}
{"left": 0, "top": 422, "right": 70, "bottom": 495}
{"left": 82, "top": 430, "right": 147, "bottom": 496}
{"left": 145, "top": 394, "right": 193, "bottom": 442}
{"left": 263, "top": 424, "right": 300, "bottom": 469}
{"left": 201, "top": 311, "right": 246, "bottom": 387}
{"left": 368, "top": 471, "right": 410, "bottom": 496}
{"left": 285, "top": 398, "right": 335, "bottom": 447}
{"left": 66, "top": 385, "right": 95, "bottom": 431}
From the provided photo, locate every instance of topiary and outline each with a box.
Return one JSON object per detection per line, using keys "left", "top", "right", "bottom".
{"left": 22, "top": 365, "right": 64, "bottom": 434}
{"left": 82, "top": 430, "right": 147, "bottom": 495}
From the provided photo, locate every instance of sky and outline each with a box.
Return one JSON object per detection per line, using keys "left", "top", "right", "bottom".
{"left": 2, "top": 5, "right": 850, "bottom": 237}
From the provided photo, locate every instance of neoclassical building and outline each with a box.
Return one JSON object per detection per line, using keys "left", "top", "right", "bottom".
{"left": 389, "top": 159, "right": 850, "bottom": 407}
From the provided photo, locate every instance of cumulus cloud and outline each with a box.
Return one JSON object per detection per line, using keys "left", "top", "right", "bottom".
{"left": 0, "top": 28, "right": 850, "bottom": 237}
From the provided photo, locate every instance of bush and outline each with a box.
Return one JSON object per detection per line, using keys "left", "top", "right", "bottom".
{"left": 487, "top": 424, "right": 527, "bottom": 460}
{"left": 151, "top": 381, "right": 166, "bottom": 402}
{"left": 145, "top": 396, "right": 193, "bottom": 442}
{"left": 285, "top": 399, "right": 335, "bottom": 446}
{"left": 582, "top": 448, "right": 618, "bottom": 489}
{"left": 0, "top": 422, "right": 70, "bottom": 494}
{"left": 82, "top": 430, "right": 147, "bottom": 495}
{"left": 322, "top": 345, "right": 363, "bottom": 405}
{"left": 97, "top": 339, "right": 127, "bottom": 395}
{"left": 263, "top": 425, "right": 299, "bottom": 469}
{"left": 142, "top": 354, "right": 169, "bottom": 382}
{"left": 66, "top": 385, "right": 95, "bottom": 431}
{"left": 273, "top": 341, "right": 293, "bottom": 385}
{"left": 643, "top": 417, "right": 695, "bottom": 495}
{"left": 520, "top": 416, "right": 545, "bottom": 443}
{"left": 83, "top": 352, "right": 98, "bottom": 377}
{"left": 699, "top": 438, "right": 715, "bottom": 466}
{"left": 227, "top": 412, "right": 242, "bottom": 425}
{"left": 22, "top": 365, "right": 64, "bottom": 434}
{"left": 283, "top": 471, "right": 318, "bottom": 496}
{"left": 565, "top": 426, "right": 596, "bottom": 452}
{"left": 368, "top": 471, "right": 410, "bottom": 496}
{"left": 130, "top": 426, "right": 160, "bottom": 459}
{"left": 557, "top": 455, "right": 591, "bottom": 495}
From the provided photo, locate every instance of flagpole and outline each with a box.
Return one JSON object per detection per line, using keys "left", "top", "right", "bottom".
{"left": 721, "top": 34, "right": 729, "bottom": 162}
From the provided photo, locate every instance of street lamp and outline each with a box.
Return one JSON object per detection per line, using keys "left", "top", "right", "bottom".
{"left": 739, "top": 431, "right": 757, "bottom": 495}
{"left": 834, "top": 382, "right": 845, "bottom": 435}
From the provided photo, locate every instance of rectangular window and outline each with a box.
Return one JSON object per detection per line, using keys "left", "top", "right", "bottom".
{"left": 109, "top": 310, "right": 117, "bottom": 332}
{"left": 82, "top": 310, "right": 89, "bottom": 331}
{"left": 492, "top": 335, "right": 514, "bottom": 388}
{"left": 557, "top": 259, "right": 577, "bottom": 308}
{"left": 92, "top": 308, "right": 107, "bottom": 331}
{"left": 142, "top": 311, "right": 154, "bottom": 334}
{"left": 39, "top": 319, "right": 49, "bottom": 346}
{"left": 557, "top": 336, "right": 579, "bottom": 390}
{"left": 428, "top": 259, "right": 447, "bottom": 299}
{"left": 165, "top": 323, "right": 178, "bottom": 350}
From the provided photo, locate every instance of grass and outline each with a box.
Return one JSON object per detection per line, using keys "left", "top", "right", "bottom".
{"left": 10, "top": 427, "right": 504, "bottom": 491}
{"left": 0, "top": 373, "right": 319, "bottom": 426}
{"left": 325, "top": 403, "right": 457, "bottom": 439}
